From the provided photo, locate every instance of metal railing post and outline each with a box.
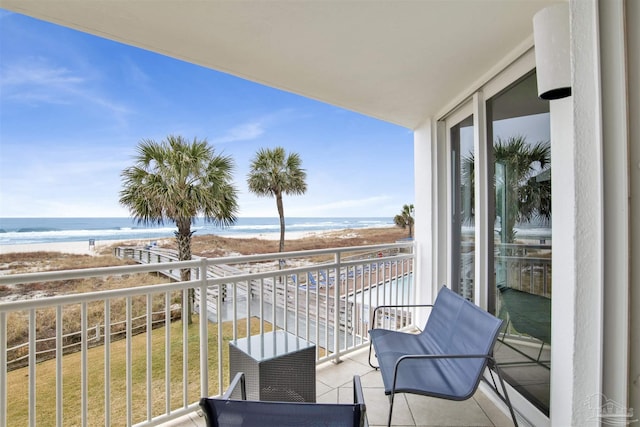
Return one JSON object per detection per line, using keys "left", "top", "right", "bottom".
{"left": 0, "top": 312, "right": 6, "bottom": 427}
{"left": 333, "top": 251, "right": 341, "bottom": 363}
{"left": 199, "top": 258, "right": 209, "bottom": 397}
{"left": 56, "top": 306, "right": 63, "bottom": 427}
{"left": 28, "top": 309, "right": 35, "bottom": 427}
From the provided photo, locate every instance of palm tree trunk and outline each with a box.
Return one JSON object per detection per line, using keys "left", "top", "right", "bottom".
{"left": 276, "top": 193, "right": 286, "bottom": 274}
{"left": 176, "top": 227, "right": 194, "bottom": 325}
{"left": 276, "top": 193, "right": 285, "bottom": 253}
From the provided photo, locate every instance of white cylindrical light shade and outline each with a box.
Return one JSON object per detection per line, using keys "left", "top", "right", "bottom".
{"left": 533, "top": 3, "right": 571, "bottom": 100}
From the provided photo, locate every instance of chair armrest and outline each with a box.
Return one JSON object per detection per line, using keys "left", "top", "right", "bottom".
{"left": 391, "top": 354, "right": 493, "bottom": 391}
{"left": 353, "top": 375, "right": 365, "bottom": 404}
{"left": 352, "top": 375, "right": 369, "bottom": 427}
{"left": 221, "top": 372, "right": 247, "bottom": 400}
{"left": 396, "top": 353, "right": 493, "bottom": 363}
{"left": 371, "top": 304, "right": 433, "bottom": 329}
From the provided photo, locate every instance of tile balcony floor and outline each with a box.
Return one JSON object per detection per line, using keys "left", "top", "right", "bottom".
{"left": 165, "top": 347, "right": 514, "bottom": 427}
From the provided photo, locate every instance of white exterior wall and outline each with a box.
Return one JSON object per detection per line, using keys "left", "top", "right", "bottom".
{"left": 549, "top": 93, "right": 590, "bottom": 425}
{"left": 600, "top": 0, "right": 631, "bottom": 413}
{"left": 550, "top": 1, "right": 605, "bottom": 425}
{"left": 627, "top": 0, "right": 640, "bottom": 418}
{"left": 551, "top": 1, "right": 637, "bottom": 425}
{"left": 413, "top": 2, "right": 638, "bottom": 425}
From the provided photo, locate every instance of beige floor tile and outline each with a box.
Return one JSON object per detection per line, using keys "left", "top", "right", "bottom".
{"left": 316, "top": 379, "right": 333, "bottom": 396}
{"left": 363, "top": 387, "right": 415, "bottom": 426}
{"left": 317, "top": 386, "right": 339, "bottom": 403}
{"left": 473, "top": 391, "right": 515, "bottom": 427}
{"left": 316, "top": 357, "right": 373, "bottom": 387}
{"left": 405, "top": 394, "right": 493, "bottom": 426}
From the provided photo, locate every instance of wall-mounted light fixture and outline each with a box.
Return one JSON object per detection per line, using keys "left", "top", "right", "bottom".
{"left": 533, "top": 3, "right": 571, "bottom": 100}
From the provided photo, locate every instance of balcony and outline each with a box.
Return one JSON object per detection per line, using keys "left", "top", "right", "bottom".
{"left": 0, "top": 242, "right": 512, "bottom": 426}
{"left": 166, "top": 347, "right": 513, "bottom": 427}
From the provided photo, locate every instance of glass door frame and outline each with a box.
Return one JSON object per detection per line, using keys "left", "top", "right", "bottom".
{"left": 445, "top": 104, "right": 473, "bottom": 299}
{"left": 436, "top": 48, "right": 551, "bottom": 426}
{"left": 444, "top": 94, "right": 490, "bottom": 309}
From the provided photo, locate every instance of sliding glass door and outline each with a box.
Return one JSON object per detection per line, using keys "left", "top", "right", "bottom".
{"left": 487, "top": 72, "right": 551, "bottom": 415}
{"left": 446, "top": 71, "right": 552, "bottom": 415}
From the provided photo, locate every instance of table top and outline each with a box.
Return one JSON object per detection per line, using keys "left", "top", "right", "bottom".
{"left": 229, "top": 330, "right": 315, "bottom": 362}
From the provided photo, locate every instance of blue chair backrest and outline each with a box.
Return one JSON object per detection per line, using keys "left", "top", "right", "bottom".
{"left": 421, "top": 287, "right": 503, "bottom": 397}
{"left": 420, "top": 286, "right": 459, "bottom": 352}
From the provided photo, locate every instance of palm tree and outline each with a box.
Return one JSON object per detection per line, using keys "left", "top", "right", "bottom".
{"left": 394, "top": 204, "right": 415, "bottom": 238}
{"left": 247, "top": 147, "right": 307, "bottom": 253}
{"left": 119, "top": 135, "right": 238, "bottom": 324}
{"left": 462, "top": 135, "right": 551, "bottom": 243}
{"left": 493, "top": 136, "right": 551, "bottom": 243}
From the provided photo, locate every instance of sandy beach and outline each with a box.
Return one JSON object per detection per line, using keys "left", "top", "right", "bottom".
{"left": 0, "top": 239, "right": 124, "bottom": 256}
{"left": 0, "top": 230, "right": 334, "bottom": 256}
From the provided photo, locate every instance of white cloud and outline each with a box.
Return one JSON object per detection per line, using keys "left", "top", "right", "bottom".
{"left": 213, "top": 121, "right": 265, "bottom": 144}
{"left": 303, "top": 196, "right": 392, "bottom": 213}
{"left": 1, "top": 57, "right": 133, "bottom": 119}
{"left": 1, "top": 60, "right": 84, "bottom": 87}
{"left": 123, "top": 59, "right": 151, "bottom": 85}
{"left": 1, "top": 58, "right": 84, "bottom": 104}
{"left": 212, "top": 109, "right": 299, "bottom": 144}
{"left": 237, "top": 195, "right": 397, "bottom": 218}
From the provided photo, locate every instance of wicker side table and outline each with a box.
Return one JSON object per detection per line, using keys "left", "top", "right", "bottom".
{"left": 229, "top": 330, "right": 316, "bottom": 402}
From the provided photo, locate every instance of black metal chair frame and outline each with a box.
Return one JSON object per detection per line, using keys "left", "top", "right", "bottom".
{"left": 200, "top": 372, "right": 368, "bottom": 427}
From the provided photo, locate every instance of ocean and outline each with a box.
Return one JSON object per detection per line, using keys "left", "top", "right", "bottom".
{"left": 0, "top": 217, "right": 394, "bottom": 246}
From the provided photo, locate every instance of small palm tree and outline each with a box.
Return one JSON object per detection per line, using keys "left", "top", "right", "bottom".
{"left": 394, "top": 204, "right": 415, "bottom": 238}
{"left": 120, "top": 135, "right": 238, "bottom": 324}
{"left": 247, "top": 147, "right": 307, "bottom": 253}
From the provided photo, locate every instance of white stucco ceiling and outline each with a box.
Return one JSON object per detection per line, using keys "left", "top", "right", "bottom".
{"left": 1, "top": 0, "right": 561, "bottom": 129}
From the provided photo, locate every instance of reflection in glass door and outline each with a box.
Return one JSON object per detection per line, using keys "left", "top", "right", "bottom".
{"left": 450, "top": 115, "right": 475, "bottom": 300}
{"left": 487, "top": 72, "right": 552, "bottom": 415}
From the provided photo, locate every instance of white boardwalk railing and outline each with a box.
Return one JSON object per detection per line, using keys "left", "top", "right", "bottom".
{"left": 0, "top": 242, "right": 414, "bottom": 427}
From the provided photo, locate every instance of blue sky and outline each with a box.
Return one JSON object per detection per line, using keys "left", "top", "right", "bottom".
{"left": 0, "top": 10, "right": 414, "bottom": 218}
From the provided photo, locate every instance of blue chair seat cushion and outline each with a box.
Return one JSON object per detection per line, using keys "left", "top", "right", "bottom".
{"left": 369, "top": 287, "right": 502, "bottom": 401}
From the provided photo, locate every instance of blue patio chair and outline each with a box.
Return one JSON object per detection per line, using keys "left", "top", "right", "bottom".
{"left": 320, "top": 270, "right": 335, "bottom": 286}
{"left": 497, "top": 285, "right": 551, "bottom": 364}
{"left": 368, "top": 286, "right": 518, "bottom": 426}
{"left": 307, "top": 272, "right": 318, "bottom": 287}
{"left": 200, "top": 372, "right": 368, "bottom": 427}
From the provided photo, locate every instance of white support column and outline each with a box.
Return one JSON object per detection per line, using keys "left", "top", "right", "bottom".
{"left": 599, "top": 0, "right": 631, "bottom": 411}
{"left": 551, "top": 1, "right": 605, "bottom": 425}
{"left": 413, "top": 119, "right": 437, "bottom": 306}
{"left": 626, "top": 0, "right": 640, "bottom": 418}
{"left": 549, "top": 95, "right": 581, "bottom": 426}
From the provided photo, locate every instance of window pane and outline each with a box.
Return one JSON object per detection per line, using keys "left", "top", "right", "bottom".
{"left": 450, "top": 115, "right": 474, "bottom": 300}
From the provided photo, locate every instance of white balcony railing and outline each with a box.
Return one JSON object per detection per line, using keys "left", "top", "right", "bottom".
{"left": 0, "top": 242, "right": 414, "bottom": 426}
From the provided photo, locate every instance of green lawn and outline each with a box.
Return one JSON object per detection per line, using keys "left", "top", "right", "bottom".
{"left": 7, "top": 316, "right": 269, "bottom": 426}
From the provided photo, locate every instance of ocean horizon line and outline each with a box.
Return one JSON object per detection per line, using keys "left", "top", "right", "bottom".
{"left": 0, "top": 217, "right": 395, "bottom": 246}
{"left": 0, "top": 215, "right": 388, "bottom": 219}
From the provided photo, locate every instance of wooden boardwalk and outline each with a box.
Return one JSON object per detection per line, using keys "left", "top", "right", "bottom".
{"left": 114, "top": 246, "right": 355, "bottom": 333}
